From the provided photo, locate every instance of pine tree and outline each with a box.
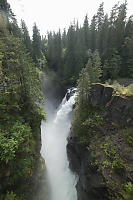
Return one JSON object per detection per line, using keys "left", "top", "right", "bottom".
{"left": 83, "top": 14, "right": 89, "bottom": 50}
{"left": 62, "top": 28, "right": 67, "bottom": 49}
{"left": 64, "top": 24, "right": 76, "bottom": 81}
{"left": 122, "top": 36, "right": 133, "bottom": 77}
{"left": 21, "top": 20, "right": 32, "bottom": 54}
{"left": 115, "top": 1, "right": 127, "bottom": 51}
{"left": 77, "top": 66, "right": 91, "bottom": 105}
{"left": 125, "top": 16, "right": 133, "bottom": 38}
{"left": 32, "top": 23, "right": 42, "bottom": 64}
{"left": 77, "top": 50, "right": 102, "bottom": 105}
{"left": 96, "top": 2, "right": 104, "bottom": 30}
{"left": 103, "top": 49, "right": 121, "bottom": 79}
{"left": 87, "top": 50, "right": 102, "bottom": 83}
{"left": 90, "top": 15, "right": 97, "bottom": 52}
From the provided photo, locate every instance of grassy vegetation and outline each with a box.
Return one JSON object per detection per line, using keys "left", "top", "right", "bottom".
{"left": 105, "top": 81, "right": 133, "bottom": 96}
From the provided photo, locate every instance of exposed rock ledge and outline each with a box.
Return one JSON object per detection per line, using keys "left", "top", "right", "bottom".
{"left": 67, "top": 83, "right": 133, "bottom": 200}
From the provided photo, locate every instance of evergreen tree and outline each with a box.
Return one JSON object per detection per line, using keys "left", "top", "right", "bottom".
{"left": 115, "top": 1, "right": 127, "bottom": 51}
{"left": 62, "top": 28, "right": 67, "bottom": 49}
{"left": 98, "top": 14, "right": 109, "bottom": 57}
{"left": 77, "top": 49, "right": 102, "bottom": 105}
{"left": 96, "top": 2, "right": 104, "bottom": 30}
{"left": 64, "top": 24, "right": 76, "bottom": 81}
{"left": 77, "top": 66, "right": 91, "bottom": 105}
{"left": 87, "top": 49, "right": 102, "bottom": 83}
{"left": 40, "top": 1, "right": 133, "bottom": 84}
{"left": 122, "top": 36, "right": 133, "bottom": 77}
{"left": 32, "top": 23, "right": 42, "bottom": 64}
{"left": 73, "top": 22, "right": 84, "bottom": 74}
{"left": 21, "top": 20, "right": 32, "bottom": 54}
{"left": 83, "top": 14, "right": 89, "bottom": 50}
{"left": 90, "top": 15, "right": 97, "bottom": 52}
{"left": 0, "top": 6, "right": 45, "bottom": 198}
{"left": 103, "top": 49, "right": 121, "bottom": 79}
{"left": 125, "top": 16, "right": 133, "bottom": 38}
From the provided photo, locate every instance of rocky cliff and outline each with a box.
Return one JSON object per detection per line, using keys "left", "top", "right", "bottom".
{"left": 67, "top": 83, "right": 133, "bottom": 200}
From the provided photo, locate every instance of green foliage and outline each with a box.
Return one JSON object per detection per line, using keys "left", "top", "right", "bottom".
{"left": 122, "top": 36, "right": 133, "bottom": 78}
{"left": 73, "top": 49, "right": 103, "bottom": 143}
{"left": 87, "top": 49, "right": 102, "bottom": 83}
{"left": 0, "top": 7, "right": 45, "bottom": 198}
{"left": 0, "top": 121, "right": 31, "bottom": 163}
{"left": 21, "top": 20, "right": 32, "bottom": 54}
{"left": 116, "top": 182, "right": 133, "bottom": 200}
{"left": 123, "top": 127, "right": 133, "bottom": 146}
{"left": 100, "top": 136, "right": 116, "bottom": 159}
{"left": 83, "top": 113, "right": 103, "bottom": 128}
{"left": 122, "top": 182, "right": 133, "bottom": 200}
{"left": 43, "top": 1, "right": 132, "bottom": 85}
{"left": 72, "top": 103, "right": 90, "bottom": 143}
{"left": 111, "top": 156, "right": 125, "bottom": 173}
{"left": 99, "top": 136, "right": 126, "bottom": 173}
{"left": 1, "top": 191, "right": 21, "bottom": 200}
{"left": 77, "top": 66, "right": 91, "bottom": 105}
{"left": 76, "top": 49, "right": 102, "bottom": 106}
{"left": 72, "top": 98, "right": 103, "bottom": 144}
{"left": 32, "top": 23, "right": 42, "bottom": 64}
{"left": 0, "top": 33, "right": 43, "bottom": 104}
{"left": 103, "top": 49, "right": 121, "bottom": 80}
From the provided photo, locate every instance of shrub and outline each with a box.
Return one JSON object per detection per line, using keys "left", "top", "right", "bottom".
{"left": 123, "top": 127, "right": 133, "bottom": 146}
{"left": 0, "top": 121, "right": 32, "bottom": 163}
{"left": 2, "top": 191, "right": 20, "bottom": 200}
{"left": 122, "top": 182, "right": 133, "bottom": 200}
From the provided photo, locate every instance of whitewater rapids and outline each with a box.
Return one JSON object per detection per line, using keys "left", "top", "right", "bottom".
{"left": 41, "top": 89, "right": 77, "bottom": 200}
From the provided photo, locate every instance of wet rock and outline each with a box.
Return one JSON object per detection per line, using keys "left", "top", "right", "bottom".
{"left": 66, "top": 88, "right": 76, "bottom": 101}
{"left": 90, "top": 83, "right": 133, "bottom": 126}
{"left": 103, "top": 95, "right": 133, "bottom": 126}
{"left": 90, "top": 83, "right": 113, "bottom": 107}
{"left": 67, "top": 133, "right": 109, "bottom": 200}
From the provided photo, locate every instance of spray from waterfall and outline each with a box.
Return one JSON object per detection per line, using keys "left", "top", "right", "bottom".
{"left": 41, "top": 88, "right": 77, "bottom": 200}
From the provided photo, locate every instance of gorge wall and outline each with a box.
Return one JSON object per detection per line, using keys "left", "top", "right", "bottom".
{"left": 67, "top": 83, "right": 133, "bottom": 200}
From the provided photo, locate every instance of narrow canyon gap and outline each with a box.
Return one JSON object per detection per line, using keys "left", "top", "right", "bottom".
{"left": 41, "top": 88, "right": 78, "bottom": 200}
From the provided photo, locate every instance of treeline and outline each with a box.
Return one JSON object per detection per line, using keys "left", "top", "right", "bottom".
{"left": 0, "top": 1, "right": 45, "bottom": 199}
{"left": 5, "top": 1, "right": 133, "bottom": 86}
{"left": 41, "top": 1, "right": 133, "bottom": 85}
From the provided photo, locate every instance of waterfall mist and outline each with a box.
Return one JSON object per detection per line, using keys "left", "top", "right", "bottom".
{"left": 41, "top": 85, "right": 77, "bottom": 200}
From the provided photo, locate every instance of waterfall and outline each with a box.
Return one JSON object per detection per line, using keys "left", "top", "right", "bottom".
{"left": 41, "top": 88, "right": 77, "bottom": 200}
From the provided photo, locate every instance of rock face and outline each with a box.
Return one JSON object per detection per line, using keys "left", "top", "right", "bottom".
{"left": 67, "top": 134, "right": 109, "bottom": 200}
{"left": 67, "top": 83, "right": 133, "bottom": 200}
{"left": 90, "top": 83, "right": 133, "bottom": 126}
{"left": 90, "top": 83, "right": 114, "bottom": 107}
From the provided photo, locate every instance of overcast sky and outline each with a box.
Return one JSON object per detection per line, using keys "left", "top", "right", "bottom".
{"left": 7, "top": 0, "right": 133, "bottom": 36}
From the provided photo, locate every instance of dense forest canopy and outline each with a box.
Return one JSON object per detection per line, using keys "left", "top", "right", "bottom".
{"left": 39, "top": 1, "right": 133, "bottom": 85}
{"left": 2, "top": 1, "right": 132, "bottom": 87}
{"left": 7, "top": 0, "right": 131, "bottom": 87}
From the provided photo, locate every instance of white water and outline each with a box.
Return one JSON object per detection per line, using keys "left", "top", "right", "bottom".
{"left": 41, "top": 90, "right": 77, "bottom": 200}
